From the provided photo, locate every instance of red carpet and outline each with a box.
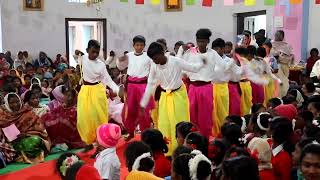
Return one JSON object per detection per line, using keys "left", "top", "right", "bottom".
{"left": 0, "top": 136, "right": 139, "bottom": 180}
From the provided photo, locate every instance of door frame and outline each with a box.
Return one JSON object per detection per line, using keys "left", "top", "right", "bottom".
{"left": 236, "top": 10, "right": 266, "bottom": 35}
{"left": 65, "top": 18, "right": 107, "bottom": 61}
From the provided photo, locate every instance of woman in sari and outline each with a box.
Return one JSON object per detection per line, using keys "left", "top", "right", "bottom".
{"left": 23, "top": 91, "right": 49, "bottom": 118}
{"left": 42, "top": 89, "right": 85, "bottom": 149}
{"left": 48, "top": 85, "right": 65, "bottom": 111}
{"left": 0, "top": 93, "right": 50, "bottom": 164}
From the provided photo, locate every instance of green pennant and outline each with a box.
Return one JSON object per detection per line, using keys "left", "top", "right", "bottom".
{"left": 186, "top": 0, "right": 196, "bottom": 5}
{"left": 120, "top": 0, "right": 128, "bottom": 2}
{"left": 264, "top": 0, "right": 275, "bottom": 5}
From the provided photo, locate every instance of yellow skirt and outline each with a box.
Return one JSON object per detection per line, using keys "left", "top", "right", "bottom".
{"left": 264, "top": 77, "right": 275, "bottom": 106}
{"left": 212, "top": 83, "right": 229, "bottom": 136}
{"left": 158, "top": 85, "right": 190, "bottom": 156}
{"left": 239, "top": 81, "right": 252, "bottom": 116}
{"left": 77, "top": 83, "right": 108, "bottom": 144}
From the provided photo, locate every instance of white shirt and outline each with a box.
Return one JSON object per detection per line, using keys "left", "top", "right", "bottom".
{"left": 311, "top": 60, "right": 320, "bottom": 78}
{"left": 94, "top": 147, "right": 120, "bottom": 180}
{"left": 127, "top": 52, "right": 152, "bottom": 78}
{"left": 219, "top": 55, "right": 243, "bottom": 82}
{"left": 272, "top": 144, "right": 284, "bottom": 156}
{"left": 80, "top": 54, "right": 119, "bottom": 94}
{"left": 182, "top": 48, "right": 223, "bottom": 82}
{"left": 140, "top": 55, "right": 204, "bottom": 108}
{"left": 105, "top": 56, "right": 118, "bottom": 69}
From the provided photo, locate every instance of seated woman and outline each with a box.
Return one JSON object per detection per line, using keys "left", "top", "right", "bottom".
{"left": 42, "top": 89, "right": 85, "bottom": 149}
{"left": 48, "top": 85, "right": 65, "bottom": 111}
{"left": 0, "top": 93, "right": 50, "bottom": 164}
{"left": 23, "top": 91, "right": 48, "bottom": 118}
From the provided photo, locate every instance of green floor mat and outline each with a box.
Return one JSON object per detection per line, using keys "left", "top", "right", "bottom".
{"left": 0, "top": 149, "right": 83, "bottom": 175}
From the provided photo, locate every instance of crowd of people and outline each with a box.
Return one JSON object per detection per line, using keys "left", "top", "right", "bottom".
{"left": 0, "top": 27, "right": 320, "bottom": 180}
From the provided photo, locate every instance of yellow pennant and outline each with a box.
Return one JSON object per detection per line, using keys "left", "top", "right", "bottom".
{"left": 244, "top": 0, "right": 256, "bottom": 6}
{"left": 151, "top": 0, "right": 161, "bottom": 5}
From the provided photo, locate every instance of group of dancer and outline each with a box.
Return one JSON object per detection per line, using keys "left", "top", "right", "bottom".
{"left": 78, "top": 28, "right": 291, "bottom": 155}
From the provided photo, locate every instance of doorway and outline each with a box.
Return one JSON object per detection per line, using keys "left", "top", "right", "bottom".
{"left": 236, "top": 10, "right": 266, "bottom": 35}
{"left": 65, "top": 18, "right": 106, "bottom": 67}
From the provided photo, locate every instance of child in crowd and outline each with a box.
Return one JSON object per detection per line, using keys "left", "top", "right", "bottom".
{"left": 140, "top": 42, "right": 205, "bottom": 155}
{"left": 141, "top": 129, "right": 171, "bottom": 178}
{"left": 23, "top": 74, "right": 32, "bottom": 89}
{"left": 124, "top": 141, "right": 162, "bottom": 180}
{"left": 221, "top": 123, "right": 243, "bottom": 149}
{"left": 175, "top": 122, "right": 197, "bottom": 146}
{"left": 225, "top": 115, "right": 247, "bottom": 133}
{"left": 224, "top": 41, "right": 233, "bottom": 57}
{"left": 172, "top": 150, "right": 213, "bottom": 180}
{"left": 248, "top": 137, "right": 275, "bottom": 180}
{"left": 13, "top": 76, "right": 27, "bottom": 95}
{"left": 267, "top": 97, "right": 282, "bottom": 109}
{"left": 306, "top": 48, "right": 320, "bottom": 76}
{"left": 94, "top": 123, "right": 121, "bottom": 180}
{"left": 124, "top": 35, "right": 155, "bottom": 140}
{"left": 251, "top": 103, "right": 266, "bottom": 114}
{"left": 23, "top": 90, "right": 48, "bottom": 117}
{"left": 308, "top": 102, "right": 320, "bottom": 119}
{"left": 208, "top": 139, "right": 227, "bottom": 180}
{"left": 184, "top": 132, "right": 209, "bottom": 156}
{"left": 299, "top": 143, "right": 320, "bottom": 180}
{"left": 41, "top": 79, "right": 52, "bottom": 96}
{"left": 247, "top": 112, "right": 272, "bottom": 139}
{"left": 269, "top": 117, "right": 294, "bottom": 180}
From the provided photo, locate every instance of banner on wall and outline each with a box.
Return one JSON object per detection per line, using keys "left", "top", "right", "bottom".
{"left": 136, "top": 0, "right": 144, "bottom": 4}
{"left": 289, "top": 0, "right": 302, "bottom": 4}
{"left": 151, "top": 0, "right": 161, "bottom": 5}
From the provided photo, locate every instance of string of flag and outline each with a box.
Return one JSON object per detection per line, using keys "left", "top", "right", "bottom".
{"left": 120, "top": 0, "right": 320, "bottom": 6}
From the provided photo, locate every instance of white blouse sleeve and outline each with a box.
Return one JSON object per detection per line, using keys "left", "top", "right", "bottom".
{"left": 140, "top": 65, "right": 157, "bottom": 108}
{"left": 176, "top": 57, "right": 204, "bottom": 73}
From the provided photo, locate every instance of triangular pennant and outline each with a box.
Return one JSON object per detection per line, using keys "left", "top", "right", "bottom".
{"left": 186, "top": 0, "right": 196, "bottom": 5}
{"left": 151, "top": 0, "right": 161, "bottom": 5}
{"left": 120, "top": 0, "right": 128, "bottom": 2}
{"left": 264, "top": 0, "right": 275, "bottom": 5}
{"left": 244, "top": 0, "right": 256, "bottom": 6}
{"left": 136, "top": 0, "right": 144, "bottom": 4}
{"left": 202, "top": 0, "right": 213, "bottom": 6}
{"left": 168, "top": 0, "right": 179, "bottom": 6}
{"left": 224, "top": 0, "right": 234, "bottom": 5}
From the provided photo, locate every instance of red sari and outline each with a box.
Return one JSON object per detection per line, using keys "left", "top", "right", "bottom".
{"left": 41, "top": 105, "right": 85, "bottom": 149}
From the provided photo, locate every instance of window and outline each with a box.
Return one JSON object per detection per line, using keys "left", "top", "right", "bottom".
{"left": 68, "top": 0, "right": 87, "bottom": 3}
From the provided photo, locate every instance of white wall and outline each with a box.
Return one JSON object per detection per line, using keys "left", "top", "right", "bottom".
{"left": 308, "top": 0, "right": 320, "bottom": 52}
{"left": 1, "top": 0, "right": 275, "bottom": 59}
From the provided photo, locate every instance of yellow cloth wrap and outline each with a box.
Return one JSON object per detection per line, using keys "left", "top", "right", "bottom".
{"left": 151, "top": 102, "right": 159, "bottom": 129}
{"left": 77, "top": 83, "right": 108, "bottom": 144}
{"left": 158, "top": 85, "right": 190, "bottom": 156}
{"left": 264, "top": 77, "right": 276, "bottom": 106}
{"left": 212, "top": 83, "right": 229, "bottom": 137}
{"left": 239, "top": 81, "right": 252, "bottom": 116}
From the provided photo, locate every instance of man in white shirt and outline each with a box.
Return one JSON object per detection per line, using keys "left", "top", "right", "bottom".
{"left": 77, "top": 40, "right": 124, "bottom": 146}
{"left": 124, "top": 35, "right": 155, "bottom": 140}
{"left": 140, "top": 42, "right": 205, "bottom": 155}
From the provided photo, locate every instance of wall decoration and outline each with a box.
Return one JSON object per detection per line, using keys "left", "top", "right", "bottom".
{"left": 165, "top": 0, "right": 182, "bottom": 11}
{"left": 23, "top": 0, "right": 44, "bottom": 11}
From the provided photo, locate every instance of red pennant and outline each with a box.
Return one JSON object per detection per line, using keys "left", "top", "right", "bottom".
{"left": 136, "top": 0, "right": 144, "bottom": 4}
{"left": 316, "top": 0, "right": 320, "bottom": 4}
{"left": 202, "top": 0, "right": 213, "bottom": 6}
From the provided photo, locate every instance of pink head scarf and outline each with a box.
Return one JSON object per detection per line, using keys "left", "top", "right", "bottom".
{"left": 96, "top": 123, "right": 121, "bottom": 148}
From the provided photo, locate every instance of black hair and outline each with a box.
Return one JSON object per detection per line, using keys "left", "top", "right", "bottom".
{"left": 185, "top": 132, "right": 208, "bottom": 156}
{"left": 251, "top": 103, "right": 265, "bottom": 114}
{"left": 298, "top": 138, "right": 316, "bottom": 150}
{"left": 7, "top": 93, "right": 19, "bottom": 102}
{"left": 172, "top": 145, "right": 192, "bottom": 160}
{"left": 56, "top": 153, "right": 82, "bottom": 178}
{"left": 208, "top": 139, "right": 227, "bottom": 165}
{"left": 243, "top": 30, "right": 252, "bottom": 36}
{"left": 124, "top": 141, "right": 152, "bottom": 172}
{"left": 305, "top": 82, "right": 316, "bottom": 93}
{"left": 156, "top": 38, "right": 167, "bottom": 46}
{"left": 277, "top": 30, "right": 285, "bottom": 38}
{"left": 298, "top": 111, "right": 314, "bottom": 125}
{"left": 65, "top": 162, "right": 84, "bottom": 180}
{"left": 225, "top": 41, "right": 233, "bottom": 47}
{"left": 196, "top": 28, "right": 212, "bottom": 40}
{"left": 221, "top": 123, "right": 242, "bottom": 148}
{"left": 263, "top": 41, "right": 272, "bottom": 49}
{"left": 87, "top": 39, "right": 100, "bottom": 50}
{"left": 31, "top": 84, "right": 42, "bottom": 93}
{"left": 173, "top": 153, "right": 212, "bottom": 180}
{"left": 18, "top": 51, "right": 23, "bottom": 56}
{"left": 225, "top": 115, "right": 243, "bottom": 128}
{"left": 300, "top": 144, "right": 320, "bottom": 164}
{"left": 141, "top": 128, "right": 168, "bottom": 153}
{"left": 176, "top": 121, "right": 195, "bottom": 139}
{"left": 256, "top": 47, "right": 267, "bottom": 58}
{"left": 133, "top": 35, "right": 146, "bottom": 45}
{"left": 26, "top": 63, "right": 33, "bottom": 68}
{"left": 212, "top": 38, "right": 226, "bottom": 49}
{"left": 250, "top": 113, "right": 272, "bottom": 135}
{"left": 310, "top": 48, "right": 319, "bottom": 55}
{"left": 147, "top": 42, "right": 164, "bottom": 59}
{"left": 13, "top": 76, "right": 23, "bottom": 85}
{"left": 124, "top": 51, "right": 129, "bottom": 55}
{"left": 225, "top": 147, "right": 251, "bottom": 159}
{"left": 282, "top": 95, "right": 297, "bottom": 105}
{"left": 305, "top": 120, "right": 320, "bottom": 142}
{"left": 222, "top": 156, "right": 259, "bottom": 180}
{"left": 309, "top": 102, "right": 320, "bottom": 112}
{"left": 175, "top": 41, "right": 184, "bottom": 47}
{"left": 234, "top": 47, "right": 248, "bottom": 57}
{"left": 268, "top": 98, "right": 282, "bottom": 109}
{"left": 243, "top": 114, "right": 252, "bottom": 126}
{"left": 244, "top": 32, "right": 251, "bottom": 38}
{"left": 247, "top": 45, "right": 257, "bottom": 57}
{"left": 269, "top": 117, "right": 294, "bottom": 153}
{"left": 138, "top": 157, "right": 155, "bottom": 172}
{"left": 23, "top": 90, "right": 36, "bottom": 104}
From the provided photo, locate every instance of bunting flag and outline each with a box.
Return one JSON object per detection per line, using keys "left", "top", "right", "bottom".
{"left": 264, "top": 0, "right": 275, "bottom": 5}
{"left": 224, "top": 0, "right": 234, "bottom": 5}
{"left": 186, "top": 0, "right": 196, "bottom": 5}
{"left": 168, "top": 0, "right": 179, "bottom": 6}
{"left": 244, "top": 0, "right": 256, "bottom": 6}
{"left": 120, "top": 0, "right": 128, "bottom": 2}
{"left": 202, "top": 0, "right": 213, "bottom": 6}
{"left": 151, "top": 0, "right": 161, "bottom": 5}
{"left": 317, "top": 0, "right": 320, "bottom": 4}
{"left": 289, "top": 0, "right": 302, "bottom": 4}
{"left": 280, "top": 0, "right": 290, "bottom": 16}
{"left": 136, "top": 0, "right": 144, "bottom": 4}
